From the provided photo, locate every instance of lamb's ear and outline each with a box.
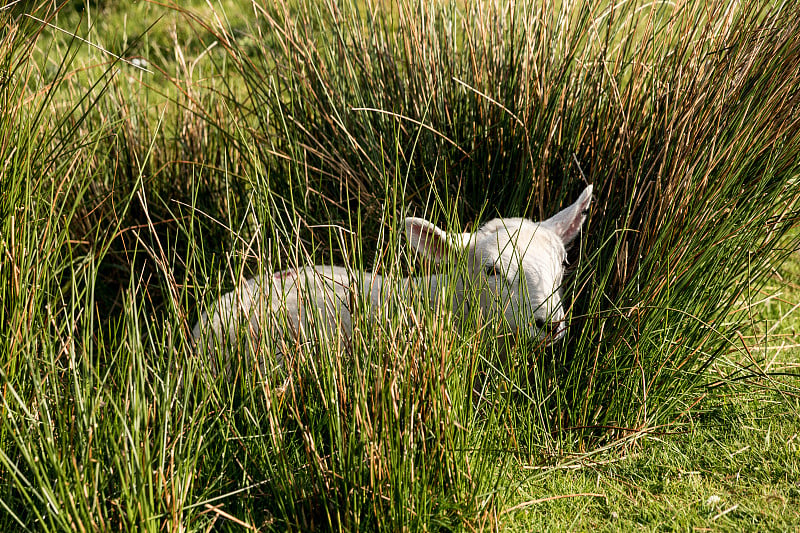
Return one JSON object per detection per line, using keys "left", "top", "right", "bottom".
{"left": 540, "top": 185, "right": 593, "bottom": 245}
{"left": 404, "top": 217, "right": 469, "bottom": 263}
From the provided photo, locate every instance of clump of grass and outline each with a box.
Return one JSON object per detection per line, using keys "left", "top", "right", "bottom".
{"left": 196, "top": 0, "right": 800, "bottom": 437}
{"left": 178, "top": 1, "right": 800, "bottom": 524}
{"left": 0, "top": 5, "right": 232, "bottom": 529}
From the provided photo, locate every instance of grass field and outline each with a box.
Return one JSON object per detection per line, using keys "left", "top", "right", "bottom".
{"left": 1, "top": 0, "right": 799, "bottom": 530}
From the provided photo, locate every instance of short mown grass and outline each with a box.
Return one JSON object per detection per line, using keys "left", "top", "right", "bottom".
{"left": 1, "top": 0, "right": 799, "bottom": 530}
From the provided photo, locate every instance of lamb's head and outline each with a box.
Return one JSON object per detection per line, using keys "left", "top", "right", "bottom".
{"left": 405, "top": 185, "right": 592, "bottom": 343}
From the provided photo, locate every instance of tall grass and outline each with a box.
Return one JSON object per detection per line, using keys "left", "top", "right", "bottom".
{"left": 0, "top": 0, "right": 799, "bottom": 530}
{"left": 0, "top": 4, "right": 233, "bottom": 530}
{"left": 189, "top": 0, "right": 800, "bottom": 433}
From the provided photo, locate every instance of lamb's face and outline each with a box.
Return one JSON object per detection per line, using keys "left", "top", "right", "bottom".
{"left": 471, "top": 219, "right": 568, "bottom": 342}
{"left": 404, "top": 184, "right": 592, "bottom": 344}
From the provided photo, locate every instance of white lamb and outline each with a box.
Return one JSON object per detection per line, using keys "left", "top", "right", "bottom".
{"left": 192, "top": 185, "right": 592, "bottom": 369}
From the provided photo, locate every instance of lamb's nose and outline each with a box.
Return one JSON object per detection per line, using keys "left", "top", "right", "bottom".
{"left": 534, "top": 317, "right": 546, "bottom": 329}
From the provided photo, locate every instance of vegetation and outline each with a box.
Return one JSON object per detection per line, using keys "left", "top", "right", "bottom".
{"left": 1, "top": 0, "right": 798, "bottom": 530}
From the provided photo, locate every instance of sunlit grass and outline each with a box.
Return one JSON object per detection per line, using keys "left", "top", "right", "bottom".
{"left": 0, "top": 0, "right": 798, "bottom": 530}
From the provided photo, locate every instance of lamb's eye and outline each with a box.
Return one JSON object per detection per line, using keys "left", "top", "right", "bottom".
{"left": 485, "top": 263, "right": 502, "bottom": 277}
